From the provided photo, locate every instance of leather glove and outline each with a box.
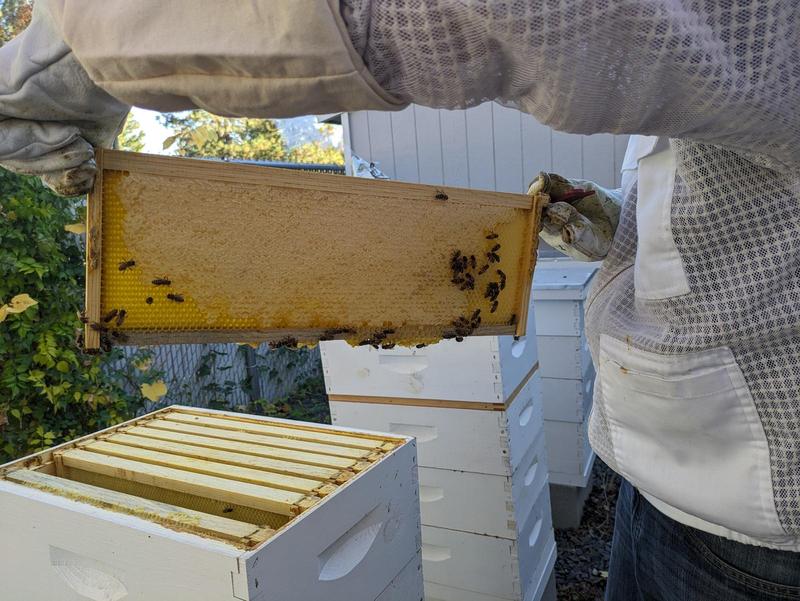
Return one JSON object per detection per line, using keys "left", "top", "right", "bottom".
{"left": 531, "top": 173, "right": 622, "bottom": 262}
{"left": 0, "top": 1, "right": 129, "bottom": 196}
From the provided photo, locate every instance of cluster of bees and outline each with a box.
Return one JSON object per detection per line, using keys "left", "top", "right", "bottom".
{"left": 77, "top": 258, "right": 189, "bottom": 352}
{"left": 358, "top": 328, "right": 398, "bottom": 349}
{"left": 77, "top": 308, "right": 127, "bottom": 353}
{"left": 446, "top": 231, "right": 510, "bottom": 339}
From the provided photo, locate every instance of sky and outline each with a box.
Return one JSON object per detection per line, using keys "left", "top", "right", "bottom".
{"left": 129, "top": 108, "right": 344, "bottom": 155}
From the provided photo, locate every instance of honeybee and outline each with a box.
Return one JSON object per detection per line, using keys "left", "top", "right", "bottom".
{"left": 416, "top": 343, "right": 427, "bottom": 349}
{"left": 102, "top": 309, "right": 118, "bottom": 323}
{"left": 270, "top": 336, "right": 298, "bottom": 349}
{"left": 116, "top": 309, "right": 127, "bottom": 327}
{"left": 486, "top": 232, "right": 498, "bottom": 240}
{"left": 455, "top": 336, "right": 464, "bottom": 342}
{"left": 152, "top": 278, "right": 171, "bottom": 286}
{"left": 508, "top": 314, "right": 517, "bottom": 326}
{"left": 490, "top": 300, "right": 499, "bottom": 313}
{"left": 145, "top": 297, "right": 154, "bottom": 305}
{"left": 478, "top": 264, "right": 489, "bottom": 275}
{"left": 487, "top": 252, "right": 500, "bottom": 263}
{"left": 491, "top": 244, "right": 501, "bottom": 252}
{"left": 497, "top": 269, "right": 507, "bottom": 290}
{"left": 89, "top": 322, "right": 108, "bottom": 332}
{"left": 434, "top": 190, "right": 449, "bottom": 201}
{"left": 166, "top": 293, "right": 184, "bottom": 303}
{"left": 118, "top": 259, "right": 136, "bottom": 271}
{"left": 381, "top": 343, "right": 396, "bottom": 350}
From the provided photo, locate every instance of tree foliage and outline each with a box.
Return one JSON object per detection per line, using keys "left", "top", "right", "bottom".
{"left": 0, "top": 0, "right": 32, "bottom": 46}
{"left": 117, "top": 115, "right": 146, "bottom": 153}
{"left": 159, "top": 110, "right": 344, "bottom": 165}
{"left": 0, "top": 169, "right": 159, "bottom": 461}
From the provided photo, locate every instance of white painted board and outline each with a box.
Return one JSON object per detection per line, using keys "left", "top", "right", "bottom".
{"left": 330, "top": 373, "right": 542, "bottom": 475}
{"left": 425, "top": 538, "right": 557, "bottom": 601}
{"left": 0, "top": 481, "right": 242, "bottom": 601}
{"left": 417, "top": 430, "right": 548, "bottom": 539}
{"left": 241, "top": 441, "right": 421, "bottom": 601}
{"left": 421, "top": 483, "right": 554, "bottom": 600}
{"left": 376, "top": 550, "right": 425, "bottom": 601}
{"left": 537, "top": 335, "right": 592, "bottom": 381}
{"left": 542, "top": 365, "right": 595, "bottom": 423}
{"left": 321, "top": 296, "right": 538, "bottom": 404}
{"left": 545, "top": 417, "right": 595, "bottom": 486}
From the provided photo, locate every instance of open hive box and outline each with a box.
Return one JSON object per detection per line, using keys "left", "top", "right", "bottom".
{"left": 84, "top": 150, "right": 543, "bottom": 350}
{"left": 0, "top": 407, "right": 421, "bottom": 601}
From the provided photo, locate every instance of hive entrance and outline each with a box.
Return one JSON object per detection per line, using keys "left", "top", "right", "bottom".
{"left": 1, "top": 407, "right": 401, "bottom": 549}
{"left": 84, "top": 150, "right": 541, "bottom": 349}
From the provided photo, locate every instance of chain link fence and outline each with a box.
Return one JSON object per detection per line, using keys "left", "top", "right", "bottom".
{"left": 113, "top": 343, "right": 322, "bottom": 414}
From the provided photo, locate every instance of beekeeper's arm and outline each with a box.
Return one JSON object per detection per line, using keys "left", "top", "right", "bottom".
{"left": 0, "top": 1, "right": 129, "bottom": 196}
{"left": 4, "top": 1, "right": 794, "bottom": 202}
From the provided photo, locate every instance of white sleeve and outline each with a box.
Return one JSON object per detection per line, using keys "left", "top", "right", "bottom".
{"left": 0, "top": 0, "right": 129, "bottom": 194}
{"left": 343, "top": 0, "right": 799, "bottom": 168}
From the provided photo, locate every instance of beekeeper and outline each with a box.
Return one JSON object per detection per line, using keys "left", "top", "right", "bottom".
{"left": 3, "top": 1, "right": 799, "bottom": 598}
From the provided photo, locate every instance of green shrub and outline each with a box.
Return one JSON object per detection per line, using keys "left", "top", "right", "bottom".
{"left": 0, "top": 169, "right": 158, "bottom": 462}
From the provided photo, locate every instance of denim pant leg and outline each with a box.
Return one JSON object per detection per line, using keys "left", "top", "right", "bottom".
{"left": 606, "top": 479, "right": 642, "bottom": 601}
{"left": 606, "top": 479, "right": 800, "bottom": 601}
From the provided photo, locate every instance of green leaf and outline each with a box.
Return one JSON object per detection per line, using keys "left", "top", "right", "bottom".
{"left": 56, "top": 361, "right": 69, "bottom": 373}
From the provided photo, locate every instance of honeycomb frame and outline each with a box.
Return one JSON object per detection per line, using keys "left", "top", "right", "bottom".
{"left": 84, "top": 150, "right": 542, "bottom": 349}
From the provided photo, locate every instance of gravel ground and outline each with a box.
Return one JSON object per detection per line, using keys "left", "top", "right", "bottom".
{"left": 554, "top": 460, "right": 621, "bottom": 601}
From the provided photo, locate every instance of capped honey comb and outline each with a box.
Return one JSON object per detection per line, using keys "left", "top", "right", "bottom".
{"left": 84, "top": 150, "right": 542, "bottom": 349}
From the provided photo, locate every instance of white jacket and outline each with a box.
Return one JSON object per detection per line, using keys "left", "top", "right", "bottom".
{"left": 2, "top": 0, "right": 798, "bottom": 549}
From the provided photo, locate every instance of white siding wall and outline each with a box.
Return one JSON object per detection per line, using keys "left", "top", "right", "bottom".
{"left": 344, "top": 103, "right": 629, "bottom": 192}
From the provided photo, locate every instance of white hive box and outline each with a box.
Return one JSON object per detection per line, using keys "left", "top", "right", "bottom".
{"left": 421, "top": 475, "right": 555, "bottom": 601}
{"left": 417, "top": 429, "right": 547, "bottom": 539}
{"left": 0, "top": 406, "right": 420, "bottom": 601}
{"left": 531, "top": 261, "right": 599, "bottom": 337}
{"left": 542, "top": 363, "right": 596, "bottom": 423}
{"left": 377, "top": 551, "right": 425, "bottom": 601}
{"left": 545, "top": 418, "right": 594, "bottom": 487}
{"left": 320, "top": 296, "right": 539, "bottom": 405}
{"left": 329, "top": 370, "right": 542, "bottom": 475}
{"left": 537, "top": 334, "right": 592, "bottom": 381}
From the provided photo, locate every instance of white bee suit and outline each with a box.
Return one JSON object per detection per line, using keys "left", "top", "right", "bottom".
{"left": 1, "top": 1, "right": 799, "bottom": 549}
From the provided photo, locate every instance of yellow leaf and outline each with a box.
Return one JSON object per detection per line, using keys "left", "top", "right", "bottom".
{"left": 140, "top": 380, "right": 168, "bottom": 402}
{"left": 162, "top": 134, "right": 179, "bottom": 150}
{"left": 64, "top": 223, "right": 86, "bottom": 234}
{"left": 0, "top": 306, "right": 7, "bottom": 323}
{"left": 6, "top": 294, "right": 37, "bottom": 314}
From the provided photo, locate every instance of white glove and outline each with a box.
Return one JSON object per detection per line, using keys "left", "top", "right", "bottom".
{"left": 531, "top": 173, "right": 623, "bottom": 262}
{"left": 0, "top": 1, "right": 129, "bottom": 196}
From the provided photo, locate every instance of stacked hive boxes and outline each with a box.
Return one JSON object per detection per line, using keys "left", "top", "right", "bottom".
{"left": 0, "top": 407, "right": 422, "bottom": 601}
{"left": 321, "top": 304, "right": 557, "bottom": 601}
{"left": 532, "top": 262, "right": 599, "bottom": 527}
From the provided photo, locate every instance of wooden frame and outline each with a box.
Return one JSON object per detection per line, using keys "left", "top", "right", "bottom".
{"left": 85, "top": 149, "right": 542, "bottom": 349}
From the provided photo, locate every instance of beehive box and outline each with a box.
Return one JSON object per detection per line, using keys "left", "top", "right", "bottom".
{"left": 542, "top": 364, "right": 595, "bottom": 423}
{"left": 0, "top": 407, "right": 421, "bottom": 601}
{"left": 545, "top": 418, "right": 594, "bottom": 487}
{"left": 320, "top": 289, "right": 539, "bottom": 404}
{"left": 329, "top": 369, "right": 542, "bottom": 476}
{"left": 421, "top": 475, "right": 555, "bottom": 601}
{"left": 84, "top": 149, "right": 545, "bottom": 350}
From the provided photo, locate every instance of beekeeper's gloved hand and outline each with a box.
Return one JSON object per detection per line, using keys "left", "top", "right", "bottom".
{"left": 0, "top": 1, "right": 129, "bottom": 196}
{"left": 531, "top": 173, "right": 623, "bottom": 262}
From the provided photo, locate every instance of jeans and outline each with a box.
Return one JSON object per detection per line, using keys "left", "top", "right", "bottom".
{"left": 606, "top": 480, "right": 800, "bottom": 600}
